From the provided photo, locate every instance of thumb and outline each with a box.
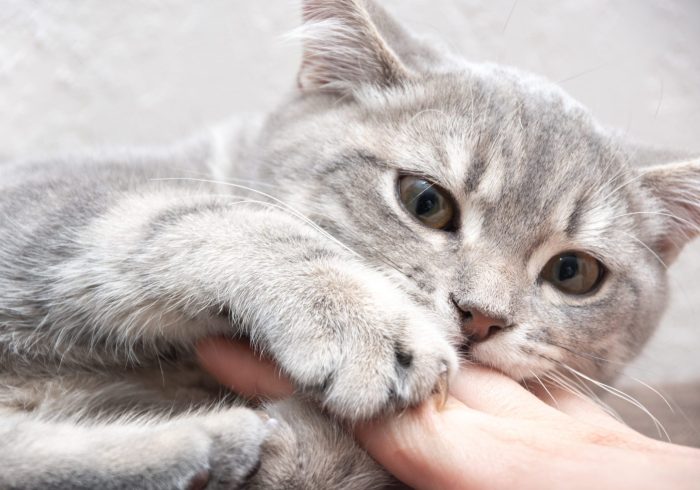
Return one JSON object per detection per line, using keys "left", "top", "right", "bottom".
{"left": 356, "top": 398, "right": 481, "bottom": 490}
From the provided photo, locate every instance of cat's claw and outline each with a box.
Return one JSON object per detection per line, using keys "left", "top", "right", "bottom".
{"left": 433, "top": 363, "right": 450, "bottom": 410}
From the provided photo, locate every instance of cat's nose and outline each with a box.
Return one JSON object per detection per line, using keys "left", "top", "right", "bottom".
{"left": 462, "top": 309, "right": 507, "bottom": 342}
{"left": 452, "top": 298, "right": 508, "bottom": 342}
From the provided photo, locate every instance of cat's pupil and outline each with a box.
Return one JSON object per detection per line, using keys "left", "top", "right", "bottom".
{"left": 558, "top": 256, "right": 579, "bottom": 281}
{"left": 415, "top": 191, "right": 437, "bottom": 216}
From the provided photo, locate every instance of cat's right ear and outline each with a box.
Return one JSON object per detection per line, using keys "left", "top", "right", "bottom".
{"left": 640, "top": 159, "right": 700, "bottom": 263}
{"left": 294, "top": 0, "right": 411, "bottom": 94}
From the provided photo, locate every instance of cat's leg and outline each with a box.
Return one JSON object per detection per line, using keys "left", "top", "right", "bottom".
{"left": 0, "top": 406, "right": 273, "bottom": 490}
{"left": 2, "top": 166, "right": 457, "bottom": 419}
{"left": 248, "top": 399, "right": 399, "bottom": 490}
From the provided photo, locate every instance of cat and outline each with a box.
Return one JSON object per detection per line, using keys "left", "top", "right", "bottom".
{"left": 1, "top": 0, "right": 699, "bottom": 488}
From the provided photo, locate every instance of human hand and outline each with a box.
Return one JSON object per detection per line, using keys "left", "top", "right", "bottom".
{"left": 196, "top": 337, "right": 295, "bottom": 400}
{"left": 196, "top": 337, "right": 700, "bottom": 490}
{"left": 356, "top": 365, "right": 700, "bottom": 489}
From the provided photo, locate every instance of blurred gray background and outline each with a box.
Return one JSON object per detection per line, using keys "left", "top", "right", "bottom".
{"left": 1, "top": 0, "right": 699, "bottom": 440}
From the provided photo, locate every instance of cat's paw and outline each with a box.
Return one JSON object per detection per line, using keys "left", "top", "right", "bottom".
{"left": 266, "top": 261, "right": 459, "bottom": 420}
{"left": 188, "top": 408, "right": 273, "bottom": 489}
{"left": 247, "top": 399, "right": 393, "bottom": 490}
{"left": 319, "top": 301, "right": 458, "bottom": 420}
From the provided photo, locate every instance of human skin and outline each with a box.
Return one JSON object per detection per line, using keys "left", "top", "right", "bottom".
{"left": 196, "top": 338, "right": 700, "bottom": 490}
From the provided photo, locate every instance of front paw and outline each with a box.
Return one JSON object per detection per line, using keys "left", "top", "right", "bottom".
{"left": 265, "top": 263, "right": 458, "bottom": 420}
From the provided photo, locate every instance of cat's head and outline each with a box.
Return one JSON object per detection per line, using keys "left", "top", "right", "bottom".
{"left": 256, "top": 0, "right": 700, "bottom": 384}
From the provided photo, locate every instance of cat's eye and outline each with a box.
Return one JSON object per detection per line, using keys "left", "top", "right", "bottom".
{"left": 398, "top": 176, "right": 457, "bottom": 230}
{"left": 540, "top": 251, "right": 605, "bottom": 295}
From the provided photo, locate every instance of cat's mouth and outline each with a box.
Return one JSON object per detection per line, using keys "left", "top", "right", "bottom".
{"left": 454, "top": 324, "right": 536, "bottom": 380}
{"left": 457, "top": 337, "right": 475, "bottom": 358}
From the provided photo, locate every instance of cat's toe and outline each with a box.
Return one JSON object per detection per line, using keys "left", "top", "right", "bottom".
{"left": 388, "top": 332, "right": 457, "bottom": 409}
{"left": 319, "top": 311, "right": 458, "bottom": 420}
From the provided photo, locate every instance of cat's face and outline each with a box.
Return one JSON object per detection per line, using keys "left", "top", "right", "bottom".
{"left": 256, "top": 0, "right": 700, "bottom": 384}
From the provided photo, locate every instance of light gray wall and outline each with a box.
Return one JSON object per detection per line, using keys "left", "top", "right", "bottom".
{"left": 1, "top": 0, "right": 698, "bottom": 384}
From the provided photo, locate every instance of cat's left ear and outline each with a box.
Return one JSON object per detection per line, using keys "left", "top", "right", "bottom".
{"left": 641, "top": 159, "right": 700, "bottom": 263}
{"left": 296, "top": 0, "right": 411, "bottom": 94}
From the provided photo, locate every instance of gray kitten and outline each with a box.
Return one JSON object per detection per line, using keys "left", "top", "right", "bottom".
{"left": 1, "top": 0, "right": 699, "bottom": 488}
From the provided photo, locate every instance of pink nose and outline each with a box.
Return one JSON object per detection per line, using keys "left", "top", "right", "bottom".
{"left": 462, "top": 308, "right": 507, "bottom": 342}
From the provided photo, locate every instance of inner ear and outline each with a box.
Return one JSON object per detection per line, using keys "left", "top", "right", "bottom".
{"left": 641, "top": 159, "right": 700, "bottom": 263}
{"left": 296, "top": 0, "right": 410, "bottom": 94}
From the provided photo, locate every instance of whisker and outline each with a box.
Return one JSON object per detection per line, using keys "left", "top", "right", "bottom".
{"left": 613, "top": 216, "right": 699, "bottom": 330}
{"left": 554, "top": 369, "right": 623, "bottom": 421}
{"left": 646, "top": 384, "right": 700, "bottom": 441}
{"left": 597, "top": 369, "right": 696, "bottom": 439}
{"left": 166, "top": 167, "right": 283, "bottom": 189}
{"left": 404, "top": 181, "right": 437, "bottom": 207}
{"left": 588, "top": 141, "right": 630, "bottom": 199}
{"left": 611, "top": 211, "right": 700, "bottom": 234}
{"left": 150, "top": 177, "right": 362, "bottom": 260}
{"left": 559, "top": 363, "right": 670, "bottom": 441}
{"left": 542, "top": 339, "right": 630, "bottom": 367}
{"left": 528, "top": 369, "right": 558, "bottom": 408}
{"left": 543, "top": 370, "right": 621, "bottom": 422}
{"left": 598, "top": 168, "right": 655, "bottom": 203}
{"left": 542, "top": 371, "right": 588, "bottom": 403}
{"left": 616, "top": 229, "right": 669, "bottom": 270}
{"left": 153, "top": 177, "right": 410, "bottom": 278}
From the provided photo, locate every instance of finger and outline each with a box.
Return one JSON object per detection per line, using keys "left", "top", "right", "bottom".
{"left": 356, "top": 399, "right": 486, "bottom": 490}
{"left": 449, "top": 364, "right": 551, "bottom": 417}
{"left": 196, "top": 337, "right": 295, "bottom": 399}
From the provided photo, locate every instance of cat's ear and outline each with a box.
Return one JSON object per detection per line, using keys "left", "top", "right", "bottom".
{"left": 296, "top": 0, "right": 410, "bottom": 94}
{"left": 641, "top": 159, "right": 700, "bottom": 263}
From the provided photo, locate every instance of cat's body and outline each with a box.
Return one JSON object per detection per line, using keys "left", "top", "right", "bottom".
{"left": 1, "top": 1, "right": 699, "bottom": 488}
{"left": 0, "top": 125, "right": 395, "bottom": 488}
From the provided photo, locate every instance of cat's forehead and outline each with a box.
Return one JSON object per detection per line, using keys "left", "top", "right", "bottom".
{"left": 355, "top": 67, "right": 635, "bottom": 257}
{"left": 361, "top": 66, "right": 615, "bottom": 181}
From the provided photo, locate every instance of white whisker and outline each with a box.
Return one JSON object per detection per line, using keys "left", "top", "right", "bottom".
{"left": 598, "top": 168, "right": 655, "bottom": 203}
{"left": 150, "top": 177, "right": 362, "bottom": 260}
{"left": 560, "top": 363, "right": 670, "bottom": 441}
{"left": 151, "top": 178, "right": 411, "bottom": 277}
{"left": 543, "top": 371, "right": 588, "bottom": 401}
{"left": 616, "top": 230, "right": 668, "bottom": 270}
{"left": 528, "top": 369, "right": 558, "bottom": 408}
{"left": 611, "top": 211, "right": 700, "bottom": 234}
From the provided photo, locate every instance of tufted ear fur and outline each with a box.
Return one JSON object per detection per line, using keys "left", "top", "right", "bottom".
{"left": 641, "top": 159, "right": 700, "bottom": 263}
{"left": 296, "top": 0, "right": 411, "bottom": 94}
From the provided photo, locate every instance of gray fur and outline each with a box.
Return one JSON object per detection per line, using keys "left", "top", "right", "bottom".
{"left": 1, "top": 0, "right": 699, "bottom": 488}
